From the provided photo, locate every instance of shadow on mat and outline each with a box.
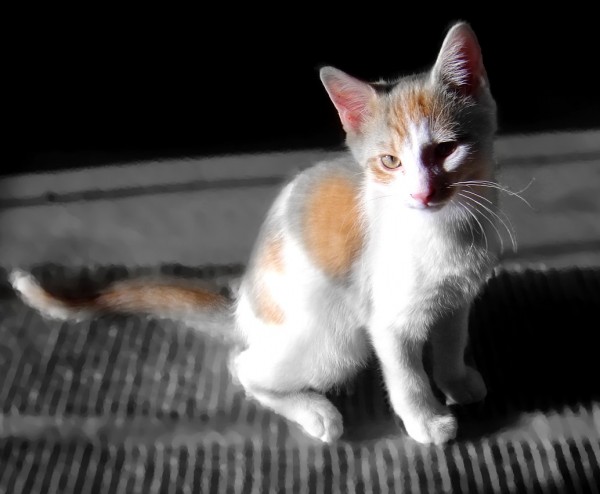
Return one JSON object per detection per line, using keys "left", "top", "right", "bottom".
{"left": 0, "top": 264, "right": 598, "bottom": 445}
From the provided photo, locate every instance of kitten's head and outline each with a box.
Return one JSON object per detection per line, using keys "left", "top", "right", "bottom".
{"left": 320, "top": 22, "right": 497, "bottom": 211}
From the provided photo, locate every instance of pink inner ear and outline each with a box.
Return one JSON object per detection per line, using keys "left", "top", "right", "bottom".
{"left": 321, "top": 69, "right": 374, "bottom": 132}
{"left": 436, "top": 23, "right": 486, "bottom": 96}
{"left": 455, "top": 31, "right": 485, "bottom": 93}
{"left": 330, "top": 86, "right": 367, "bottom": 131}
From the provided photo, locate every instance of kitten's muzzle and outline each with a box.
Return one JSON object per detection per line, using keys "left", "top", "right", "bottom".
{"left": 409, "top": 182, "right": 454, "bottom": 210}
{"left": 410, "top": 187, "right": 437, "bottom": 206}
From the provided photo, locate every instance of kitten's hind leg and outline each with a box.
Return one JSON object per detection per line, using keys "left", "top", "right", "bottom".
{"left": 431, "top": 307, "right": 487, "bottom": 405}
{"left": 232, "top": 349, "right": 343, "bottom": 443}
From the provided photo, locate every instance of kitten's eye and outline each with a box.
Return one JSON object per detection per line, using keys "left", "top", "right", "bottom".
{"left": 380, "top": 155, "right": 401, "bottom": 169}
{"left": 434, "top": 141, "right": 458, "bottom": 160}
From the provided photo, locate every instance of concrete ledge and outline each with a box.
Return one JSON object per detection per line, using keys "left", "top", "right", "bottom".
{"left": 1, "top": 130, "right": 599, "bottom": 269}
{"left": 3, "top": 130, "right": 599, "bottom": 203}
{"left": 495, "top": 129, "right": 600, "bottom": 163}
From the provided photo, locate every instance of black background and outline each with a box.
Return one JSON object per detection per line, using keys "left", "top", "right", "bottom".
{"left": 13, "top": 9, "right": 600, "bottom": 176}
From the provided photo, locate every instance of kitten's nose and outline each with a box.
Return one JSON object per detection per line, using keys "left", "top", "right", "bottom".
{"left": 411, "top": 187, "right": 436, "bottom": 205}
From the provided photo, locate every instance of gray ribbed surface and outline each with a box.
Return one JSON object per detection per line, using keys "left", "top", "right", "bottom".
{"left": 0, "top": 265, "right": 599, "bottom": 493}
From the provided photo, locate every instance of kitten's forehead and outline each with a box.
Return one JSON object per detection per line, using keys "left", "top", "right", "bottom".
{"left": 384, "top": 77, "right": 456, "bottom": 144}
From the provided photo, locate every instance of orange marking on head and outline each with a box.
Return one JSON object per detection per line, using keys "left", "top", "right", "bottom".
{"left": 303, "top": 174, "right": 363, "bottom": 277}
{"left": 389, "top": 86, "right": 437, "bottom": 143}
{"left": 407, "top": 87, "right": 434, "bottom": 120}
{"left": 389, "top": 113, "right": 409, "bottom": 144}
{"left": 368, "top": 157, "right": 395, "bottom": 185}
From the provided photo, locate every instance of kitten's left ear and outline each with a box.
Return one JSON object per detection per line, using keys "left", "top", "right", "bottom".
{"left": 320, "top": 66, "right": 377, "bottom": 133}
{"left": 432, "top": 22, "right": 488, "bottom": 96}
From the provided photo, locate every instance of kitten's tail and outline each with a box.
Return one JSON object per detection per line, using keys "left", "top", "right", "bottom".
{"left": 9, "top": 269, "right": 238, "bottom": 342}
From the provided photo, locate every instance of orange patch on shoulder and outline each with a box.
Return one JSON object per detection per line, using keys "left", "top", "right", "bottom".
{"left": 303, "top": 174, "right": 363, "bottom": 277}
{"left": 252, "top": 235, "right": 286, "bottom": 325}
{"left": 261, "top": 236, "right": 284, "bottom": 273}
{"left": 368, "top": 158, "right": 395, "bottom": 185}
{"left": 254, "top": 287, "right": 285, "bottom": 325}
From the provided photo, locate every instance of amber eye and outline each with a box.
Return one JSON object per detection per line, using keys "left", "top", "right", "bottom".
{"left": 380, "top": 155, "right": 401, "bottom": 169}
{"left": 434, "top": 141, "right": 458, "bottom": 160}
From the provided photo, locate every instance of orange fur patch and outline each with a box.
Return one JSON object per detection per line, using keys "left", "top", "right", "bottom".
{"left": 368, "top": 157, "right": 395, "bottom": 184}
{"left": 97, "top": 282, "right": 228, "bottom": 313}
{"left": 303, "top": 174, "right": 363, "bottom": 277}
{"left": 253, "top": 235, "right": 286, "bottom": 325}
{"left": 406, "top": 87, "right": 434, "bottom": 120}
{"left": 254, "top": 288, "right": 285, "bottom": 325}
{"left": 262, "top": 237, "right": 284, "bottom": 273}
{"left": 390, "top": 87, "right": 436, "bottom": 143}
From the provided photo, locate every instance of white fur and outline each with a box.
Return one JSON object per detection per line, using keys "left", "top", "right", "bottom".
{"left": 232, "top": 78, "right": 497, "bottom": 443}
{"left": 10, "top": 269, "right": 88, "bottom": 320}
{"left": 231, "top": 133, "right": 497, "bottom": 443}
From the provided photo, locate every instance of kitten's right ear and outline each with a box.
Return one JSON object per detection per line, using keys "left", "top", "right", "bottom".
{"left": 320, "top": 66, "right": 377, "bottom": 134}
{"left": 432, "top": 22, "right": 488, "bottom": 97}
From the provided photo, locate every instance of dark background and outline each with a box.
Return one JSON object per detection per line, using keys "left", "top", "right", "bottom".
{"left": 13, "top": 10, "right": 600, "bottom": 176}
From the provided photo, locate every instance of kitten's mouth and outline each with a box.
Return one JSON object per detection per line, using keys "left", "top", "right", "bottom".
{"left": 409, "top": 201, "right": 446, "bottom": 212}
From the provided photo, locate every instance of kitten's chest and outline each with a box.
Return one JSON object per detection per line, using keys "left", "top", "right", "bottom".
{"left": 366, "top": 210, "right": 492, "bottom": 305}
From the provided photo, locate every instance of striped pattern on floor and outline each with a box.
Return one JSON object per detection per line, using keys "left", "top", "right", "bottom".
{"left": 0, "top": 264, "right": 599, "bottom": 493}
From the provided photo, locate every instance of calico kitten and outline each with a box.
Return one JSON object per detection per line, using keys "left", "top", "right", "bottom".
{"left": 11, "top": 21, "right": 499, "bottom": 444}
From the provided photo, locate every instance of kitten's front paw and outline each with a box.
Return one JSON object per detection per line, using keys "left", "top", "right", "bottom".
{"left": 439, "top": 367, "right": 487, "bottom": 405}
{"left": 297, "top": 396, "right": 343, "bottom": 443}
{"left": 403, "top": 412, "right": 457, "bottom": 445}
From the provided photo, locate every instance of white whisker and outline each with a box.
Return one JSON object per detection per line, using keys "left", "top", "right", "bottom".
{"left": 459, "top": 189, "right": 518, "bottom": 252}
{"left": 457, "top": 199, "right": 488, "bottom": 253}
{"left": 512, "top": 177, "right": 535, "bottom": 195}
{"left": 452, "top": 200, "right": 476, "bottom": 253}
{"left": 454, "top": 184, "right": 519, "bottom": 238}
{"left": 451, "top": 180, "right": 534, "bottom": 209}
{"left": 458, "top": 193, "right": 504, "bottom": 252}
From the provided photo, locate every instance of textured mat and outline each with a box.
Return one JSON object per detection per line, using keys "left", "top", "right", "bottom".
{"left": 0, "top": 264, "right": 599, "bottom": 493}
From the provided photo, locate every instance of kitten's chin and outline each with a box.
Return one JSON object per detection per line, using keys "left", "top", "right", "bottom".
{"left": 408, "top": 201, "right": 447, "bottom": 212}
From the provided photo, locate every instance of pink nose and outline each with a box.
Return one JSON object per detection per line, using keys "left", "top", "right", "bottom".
{"left": 411, "top": 187, "right": 436, "bottom": 205}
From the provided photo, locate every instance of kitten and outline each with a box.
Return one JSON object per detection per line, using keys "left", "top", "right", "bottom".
{"left": 11, "top": 21, "right": 498, "bottom": 445}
